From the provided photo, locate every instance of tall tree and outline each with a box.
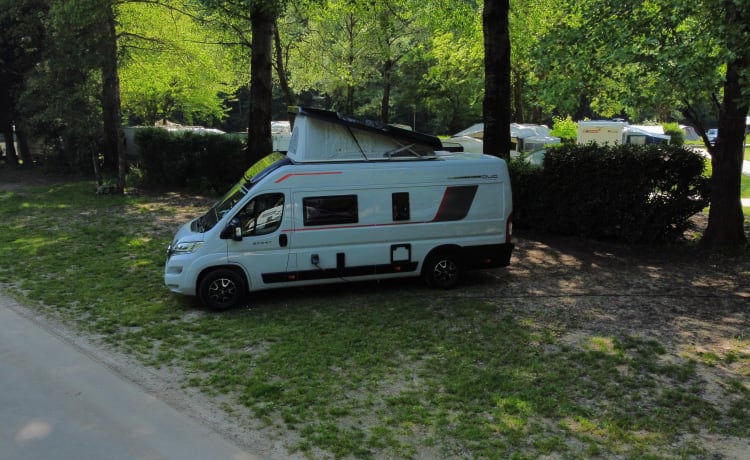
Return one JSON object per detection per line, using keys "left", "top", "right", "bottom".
{"left": 416, "top": 30, "right": 483, "bottom": 133}
{"left": 198, "top": 0, "right": 283, "bottom": 163}
{"left": 365, "top": 0, "right": 423, "bottom": 124}
{"left": 28, "top": 0, "right": 126, "bottom": 188}
{"left": 698, "top": 0, "right": 749, "bottom": 251}
{"left": 508, "top": 0, "right": 560, "bottom": 123}
{"left": 483, "top": 0, "right": 511, "bottom": 159}
{"left": 101, "top": 1, "right": 126, "bottom": 191}
{"left": 247, "top": 2, "right": 275, "bottom": 162}
{"left": 413, "top": 0, "right": 484, "bottom": 133}
{"left": 117, "top": 1, "right": 241, "bottom": 126}
{"left": 0, "top": 0, "right": 49, "bottom": 167}
{"left": 555, "top": 0, "right": 748, "bottom": 251}
{"left": 289, "top": 0, "right": 369, "bottom": 114}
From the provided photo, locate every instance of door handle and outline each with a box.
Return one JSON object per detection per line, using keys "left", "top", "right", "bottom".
{"left": 279, "top": 233, "right": 288, "bottom": 247}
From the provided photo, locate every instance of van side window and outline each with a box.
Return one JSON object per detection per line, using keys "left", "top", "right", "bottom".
{"left": 392, "top": 192, "right": 410, "bottom": 221}
{"left": 236, "top": 193, "right": 284, "bottom": 236}
{"left": 303, "top": 195, "right": 358, "bottom": 226}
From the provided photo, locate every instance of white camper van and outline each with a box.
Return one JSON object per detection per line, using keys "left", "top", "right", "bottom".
{"left": 165, "top": 108, "right": 514, "bottom": 310}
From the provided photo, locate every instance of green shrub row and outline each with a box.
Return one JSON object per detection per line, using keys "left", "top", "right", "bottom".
{"left": 509, "top": 143, "right": 709, "bottom": 244}
{"left": 133, "top": 128, "right": 247, "bottom": 193}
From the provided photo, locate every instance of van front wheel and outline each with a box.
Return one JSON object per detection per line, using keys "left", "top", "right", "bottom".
{"left": 199, "top": 269, "right": 246, "bottom": 311}
{"left": 423, "top": 252, "right": 461, "bottom": 289}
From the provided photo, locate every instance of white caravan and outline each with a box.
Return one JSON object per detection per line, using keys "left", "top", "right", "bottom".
{"left": 577, "top": 120, "right": 629, "bottom": 145}
{"left": 577, "top": 120, "right": 671, "bottom": 145}
{"left": 165, "top": 108, "right": 514, "bottom": 310}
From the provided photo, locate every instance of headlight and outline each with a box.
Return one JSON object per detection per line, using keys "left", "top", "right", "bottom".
{"left": 170, "top": 241, "right": 203, "bottom": 255}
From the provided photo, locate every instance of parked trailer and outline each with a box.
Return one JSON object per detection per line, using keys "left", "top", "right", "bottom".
{"left": 165, "top": 108, "right": 514, "bottom": 310}
{"left": 577, "top": 120, "right": 670, "bottom": 145}
{"left": 576, "top": 120, "right": 628, "bottom": 145}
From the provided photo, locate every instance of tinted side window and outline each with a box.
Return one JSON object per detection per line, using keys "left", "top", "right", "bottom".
{"left": 392, "top": 192, "right": 410, "bottom": 221}
{"left": 303, "top": 195, "right": 358, "bottom": 226}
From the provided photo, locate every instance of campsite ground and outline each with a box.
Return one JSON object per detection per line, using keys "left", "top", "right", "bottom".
{"left": 1, "top": 165, "right": 749, "bottom": 458}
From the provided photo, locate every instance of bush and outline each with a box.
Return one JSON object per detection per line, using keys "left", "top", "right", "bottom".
{"left": 663, "top": 122, "right": 685, "bottom": 147}
{"left": 508, "top": 158, "right": 545, "bottom": 228}
{"left": 134, "top": 128, "right": 247, "bottom": 193}
{"left": 550, "top": 116, "right": 578, "bottom": 144}
{"left": 509, "top": 143, "right": 709, "bottom": 244}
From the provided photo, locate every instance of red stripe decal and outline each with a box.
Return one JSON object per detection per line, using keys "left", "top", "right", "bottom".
{"left": 281, "top": 221, "right": 426, "bottom": 233}
{"left": 275, "top": 171, "right": 342, "bottom": 183}
{"left": 432, "top": 185, "right": 478, "bottom": 221}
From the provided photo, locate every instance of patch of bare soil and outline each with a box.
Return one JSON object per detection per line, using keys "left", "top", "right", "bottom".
{"left": 482, "top": 225, "right": 750, "bottom": 459}
{"left": 0, "top": 165, "right": 78, "bottom": 191}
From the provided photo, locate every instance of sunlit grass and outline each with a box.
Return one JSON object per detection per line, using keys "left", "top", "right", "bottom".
{"left": 1, "top": 180, "right": 748, "bottom": 458}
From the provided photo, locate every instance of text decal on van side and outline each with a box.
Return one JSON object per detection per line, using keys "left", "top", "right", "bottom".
{"left": 448, "top": 175, "right": 498, "bottom": 180}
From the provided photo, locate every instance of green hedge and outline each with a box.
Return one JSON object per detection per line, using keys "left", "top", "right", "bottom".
{"left": 662, "top": 122, "right": 685, "bottom": 147}
{"left": 134, "top": 128, "right": 247, "bottom": 193}
{"left": 509, "top": 143, "right": 709, "bottom": 244}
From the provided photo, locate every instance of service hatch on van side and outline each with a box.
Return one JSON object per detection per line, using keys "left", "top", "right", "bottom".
{"left": 165, "top": 107, "right": 514, "bottom": 310}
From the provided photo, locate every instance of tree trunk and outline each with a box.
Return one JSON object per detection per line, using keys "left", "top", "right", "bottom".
{"left": 15, "top": 124, "right": 33, "bottom": 166}
{"left": 511, "top": 69, "right": 524, "bottom": 123}
{"left": 0, "top": 89, "right": 19, "bottom": 165}
{"left": 381, "top": 58, "right": 393, "bottom": 124}
{"left": 248, "top": 5, "right": 274, "bottom": 164}
{"left": 482, "top": 0, "right": 511, "bottom": 160}
{"left": 273, "top": 20, "right": 296, "bottom": 129}
{"left": 345, "top": 14, "right": 356, "bottom": 115}
{"left": 101, "top": 2, "right": 125, "bottom": 192}
{"left": 1, "top": 126, "right": 18, "bottom": 166}
{"left": 699, "top": 56, "right": 748, "bottom": 252}
{"left": 273, "top": 21, "right": 294, "bottom": 111}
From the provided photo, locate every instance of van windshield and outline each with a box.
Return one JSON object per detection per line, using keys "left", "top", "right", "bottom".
{"left": 194, "top": 153, "right": 290, "bottom": 232}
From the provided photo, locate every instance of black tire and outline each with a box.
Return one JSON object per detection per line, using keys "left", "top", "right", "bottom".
{"left": 422, "top": 252, "right": 461, "bottom": 289}
{"left": 199, "top": 269, "right": 246, "bottom": 311}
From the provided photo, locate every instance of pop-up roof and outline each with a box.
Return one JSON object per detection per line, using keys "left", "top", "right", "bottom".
{"left": 286, "top": 107, "right": 442, "bottom": 162}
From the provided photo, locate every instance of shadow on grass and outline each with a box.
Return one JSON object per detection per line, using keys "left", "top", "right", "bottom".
{"left": 1, "top": 179, "right": 748, "bottom": 458}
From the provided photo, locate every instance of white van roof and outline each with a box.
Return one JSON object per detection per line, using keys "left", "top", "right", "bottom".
{"left": 287, "top": 108, "right": 442, "bottom": 162}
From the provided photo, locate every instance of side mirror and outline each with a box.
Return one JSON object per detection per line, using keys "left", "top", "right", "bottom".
{"left": 220, "top": 218, "right": 243, "bottom": 241}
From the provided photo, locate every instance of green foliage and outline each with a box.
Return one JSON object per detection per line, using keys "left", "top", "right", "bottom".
{"left": 420, "top": 30, "right": 484, "bottom": 133}
{"left": 550, "top": 115, "right": 578, "bottom": 144}
{"left": 281, "top": 0, "right": 483, "bottom": 133}
{"left": 508, "top": 158, "right": 546, "bottom": 227}
{"left": 662, "top": 122, "right": 685, "bottom": 147}
{"left": 134, "top": 128, "right": 246, "bottom": 193}
{"left": 510, "top": 143, "right": 709, "bottom": 244}
{"left": 117, "top": 1, "right": 242, "bottom": 126}
{"left": 0, "top": 0, "right": 48, "bottom": 95}
{"left": 15, "top": 0, "right": 109, "bottom": 173}
{"left": 509, "top": 0, "right": 565, "bottom": 122}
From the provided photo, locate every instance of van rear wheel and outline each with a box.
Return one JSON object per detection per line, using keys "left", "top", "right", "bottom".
{"left": 423, "top": 252, "right": 461, "bottom": 289}
{"left": 199, "top": 269, "right": 246, "bottom": 311}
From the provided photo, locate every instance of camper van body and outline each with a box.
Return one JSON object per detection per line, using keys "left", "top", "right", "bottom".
{"left": 164, "top": 108, "right": 514, "bottom": 310}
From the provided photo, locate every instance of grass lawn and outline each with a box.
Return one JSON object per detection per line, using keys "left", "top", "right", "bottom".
{"left": 1, "top": 179, "right": 749, "bottom": 459}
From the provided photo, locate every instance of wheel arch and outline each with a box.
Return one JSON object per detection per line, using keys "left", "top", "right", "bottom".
{"left": 421, "top": 244, "right": 463, "bottom": 275}
{"left": 197, "top": 264, "right": 250, "bottom": 294}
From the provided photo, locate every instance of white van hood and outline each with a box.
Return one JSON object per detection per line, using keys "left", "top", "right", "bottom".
{"left": 172, "top": 219, "right": 205, "bottom": 244}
